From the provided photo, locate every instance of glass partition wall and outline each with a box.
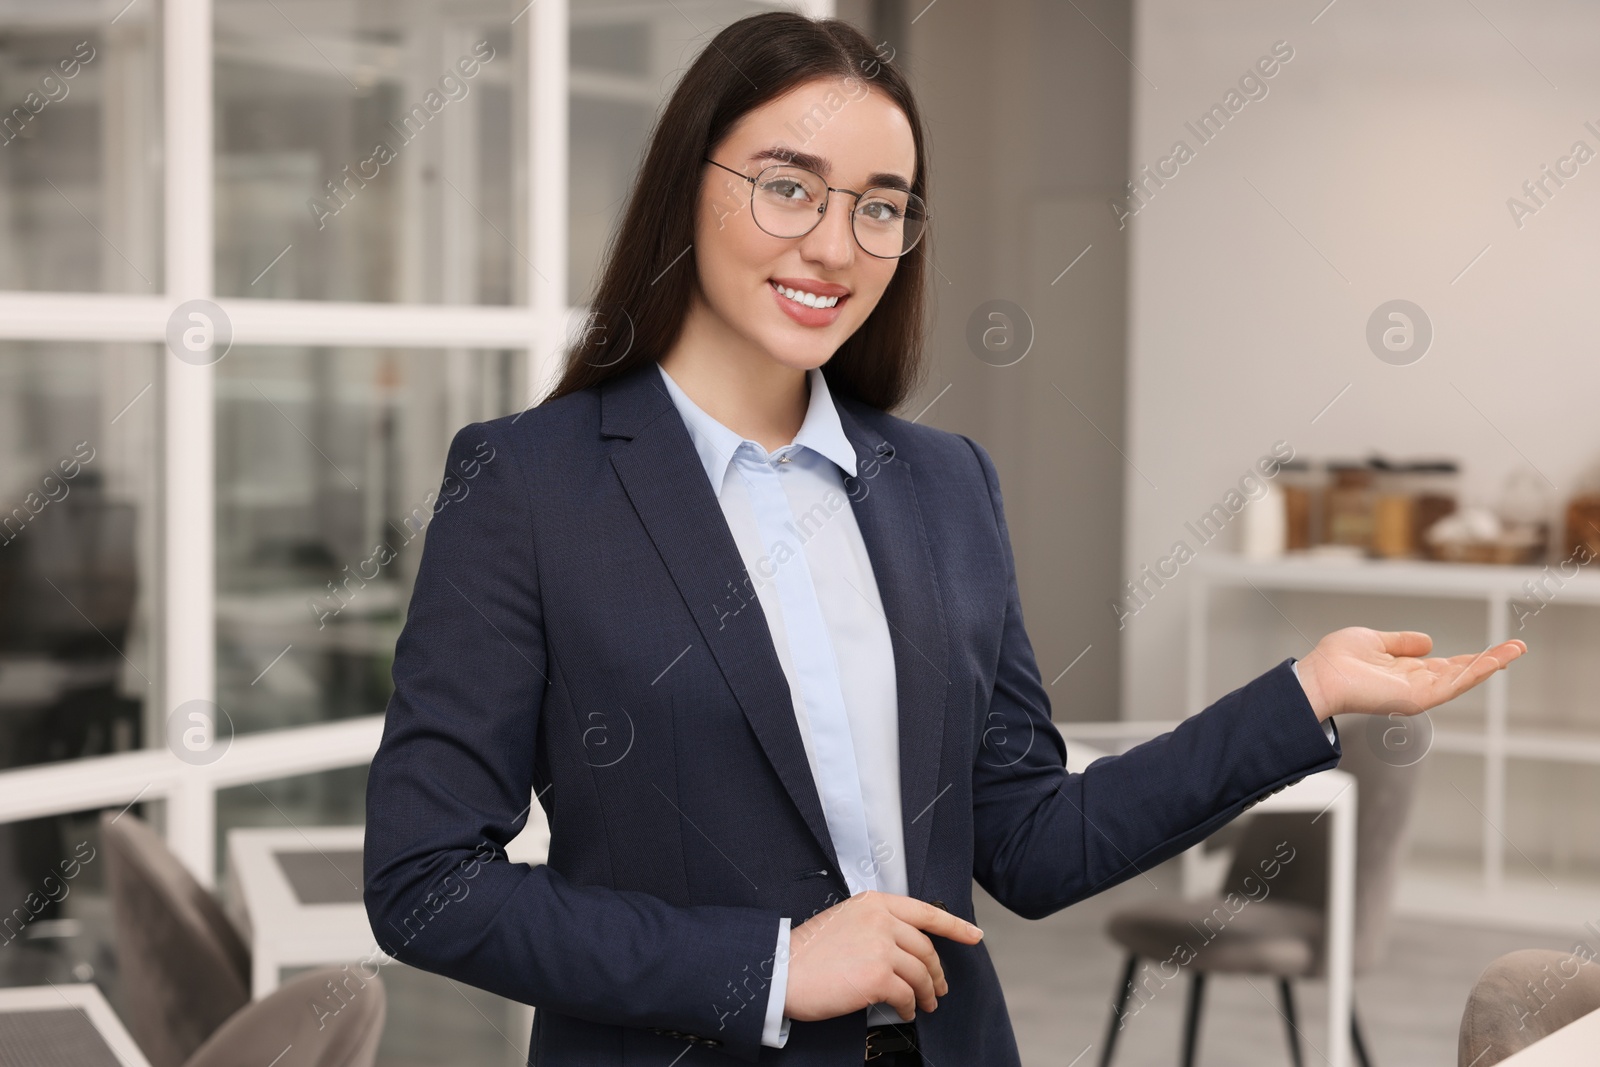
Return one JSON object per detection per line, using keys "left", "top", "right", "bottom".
{"left": 0, "top": 0, "right": 820, "bottom": 1058}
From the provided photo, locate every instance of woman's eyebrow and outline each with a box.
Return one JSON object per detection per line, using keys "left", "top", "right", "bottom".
{"left": 745, "top": 146, "right": 912, "bottom": 192}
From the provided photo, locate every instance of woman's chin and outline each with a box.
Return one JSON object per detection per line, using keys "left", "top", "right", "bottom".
{"left": 761, "top": 340, "right": 840, "bottom": 373}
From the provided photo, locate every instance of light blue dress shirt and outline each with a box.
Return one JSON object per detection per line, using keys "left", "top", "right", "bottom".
{"left": 656, "top": 361, "right": 1337, "bottom": 1047}
{"left": 657, "top": 361, "right": 908, "bottom": 1047}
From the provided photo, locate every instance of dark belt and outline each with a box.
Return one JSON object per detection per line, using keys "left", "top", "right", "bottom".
{"left": 865, "top": 1022, "right": 920, "bottom": 1063}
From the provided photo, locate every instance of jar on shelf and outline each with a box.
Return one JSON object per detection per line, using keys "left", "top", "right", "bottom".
{"left": 1567, "top": 495, "right": 1600, "bottom": 561}
{"left": 1370, "top": 456, "right": 1415, "bottom": 559}
{"left": 1278, "top": 459, "right": 1322, "bottom": 551}
{"left": 1498, "top": 466, "right": 1553, "bottom": 564}
{"left": 1564, "top": 462, "right": 1600, "bottom": 562}
{"left": 1411, "top": 460, "right": 1460, "bottom": 554}
{"left": 1324, "top": 461, "right": 1375, "bottom": 552}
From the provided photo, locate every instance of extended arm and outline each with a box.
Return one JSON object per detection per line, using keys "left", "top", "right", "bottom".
{"left": 960, "top": 436, "right": 1342, "bottom": 920}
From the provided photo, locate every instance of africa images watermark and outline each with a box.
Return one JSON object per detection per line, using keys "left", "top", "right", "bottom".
{"left": 709, "top": 38, "right": 898, "bottom": 235}
{"left": 1110, "top": 40, "right": 1295, "bottom": 230}
{"left": 1510, "top": 532, "right": 1599, "bottom": 630}
{"left": 312, "top": 839, "right": 499, "bottom": 1031}
{"left": 0, "top": 841, "right": 97, "bottom": 947}
{"left": 0, "top": 441, "right": 97, "bottom": 547}
{"left": 307, "top": 436, "right": 497, "bottom": 629}
{"left": 1505, "top": 119, "right": 1600, "bottom": 231}
{"left": 0, "top": 40, "right": 96, "bottom": 147}
{"left": 710, "top": 442, "right": 897, "bottom": 631}
{"left": 1513, "top": 920, "right": 1600, "bottom": 1033}
{"left": 1112, "top": 440, "right": 1296, "bottom": 629}
{"left": 307, "top": 40, "right": 497, "bottom": 230}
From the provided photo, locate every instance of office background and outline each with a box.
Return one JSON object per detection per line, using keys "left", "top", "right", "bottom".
{"left": 0, "top": 0, "right": 1596, "bottom": 1063}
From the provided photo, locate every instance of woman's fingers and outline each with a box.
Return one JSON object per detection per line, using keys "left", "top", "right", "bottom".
{"left": 891, "top": 923, "right": 947, "bottom": 998}
{"left": 888, "top": 944, "right": 939, "bottom": 1016}
{"left": 1378, "top": 629, "right": 1433, "bottom": 658}
{"left": 1431, "top": 641, "right": 1528, "bottom": 700}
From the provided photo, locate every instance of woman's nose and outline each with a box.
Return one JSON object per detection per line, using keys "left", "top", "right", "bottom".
{"left": 797, "top": 195, "right": 856, "bottom": 268}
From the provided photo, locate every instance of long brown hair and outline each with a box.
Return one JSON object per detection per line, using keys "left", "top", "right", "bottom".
{"left": 541, "top": 11, "right": 930, "bottom": 413}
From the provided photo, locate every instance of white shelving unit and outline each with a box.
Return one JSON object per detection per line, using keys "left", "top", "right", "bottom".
{"left": 1187, "top": 551, "right": 1600, "bottom": 927}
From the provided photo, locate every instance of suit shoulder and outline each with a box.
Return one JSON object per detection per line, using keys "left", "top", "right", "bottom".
{"left": 474, "top": 385, "right": 598, "bottom": 454}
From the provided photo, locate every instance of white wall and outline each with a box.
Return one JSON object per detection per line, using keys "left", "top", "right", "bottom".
{"left": 1125, "top": 1, "right": 1600, "bottom": 873}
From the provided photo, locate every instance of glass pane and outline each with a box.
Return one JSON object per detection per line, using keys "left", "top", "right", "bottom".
{"left": 215, "top": 0, "right": 525, "bottom": 304}
{"left": 0, "top": 344, "right": 158, "bottom": 771}
{"left": 0, "top": 8, "right": 162, "bottom": 292}
{"left": 567, "top": 0, "right": 789, "bottom": 305}
{"left": 0, "top": 803, "right": 138, "bottom": 994}
{"left": 215, "top": 347, "right": 525, "bottom": 735}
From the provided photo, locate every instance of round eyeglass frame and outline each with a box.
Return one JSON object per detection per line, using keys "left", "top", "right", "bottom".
{"left": 703, "top": 157, "right": 927, "bottom": 260}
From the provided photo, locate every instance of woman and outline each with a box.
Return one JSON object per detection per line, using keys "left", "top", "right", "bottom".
{"left": 363, "top": 12, "right": 1525, "bottom": 1066}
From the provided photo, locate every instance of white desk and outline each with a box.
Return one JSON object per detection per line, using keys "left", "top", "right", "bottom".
{"left": 0, "top": 983, "right": 151, "bottom": 1066}
{"left": 227, "top": 814, "right": 551, "bottom": 1066}
{"left": 225, "top": 825, "right": 388, "bottom": 998}
{"left": 1495, "top": 1004, "right": 1600, "bottom": 1065}
{"left": 1064, "top": 735, "right": 1358, "bottom": 1067}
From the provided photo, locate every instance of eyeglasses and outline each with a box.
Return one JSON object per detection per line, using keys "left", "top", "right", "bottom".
{"left": 704, "top": 157, "right": 928, "bottom": 259}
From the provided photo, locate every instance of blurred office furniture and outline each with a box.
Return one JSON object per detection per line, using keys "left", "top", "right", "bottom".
{"left": 226, "top": 811, "right": 551, "bottom": 1061}
{"left": 100, "top": 811, "right": 251, "bottom": 1067}
{"left": 1087, "top": 740, "right": 1382, "bottom": 1067}
{"left": 1458, "top": 949, "right": 1600, "bottom": 1066}
{"left": 224, "top": 826, "right": 378, "bottom": 997}
{"left": 0, "top": 981, "right": 152, "bottom": 1067}
{"left": 183, "top": 965, "right": 385, "bottom": 1067}
{"left": 1191, "top": 552, "right": 1600, "bottom": 925}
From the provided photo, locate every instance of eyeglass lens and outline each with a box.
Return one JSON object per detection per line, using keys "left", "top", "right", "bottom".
{"left": 749, "top": 165, "right": 926, "bottom": 258}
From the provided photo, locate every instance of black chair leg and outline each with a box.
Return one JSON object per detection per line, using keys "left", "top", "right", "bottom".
{"left": 1351, "top": 1002, "right": 1373, "bottom": 1067}
{"left": 1277, "top": 980, "right": 1304, "bottom": 1067}
{"left": 1099, "top": 954, "right": 1140, "bottom": 1067}
{"left": 1181, "top": 971, "right": 1207, "bottom": 1067}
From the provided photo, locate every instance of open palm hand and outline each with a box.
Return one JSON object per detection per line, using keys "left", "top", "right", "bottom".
{"left": 1294, "top": 628, "right": 1527, "bottom": 722}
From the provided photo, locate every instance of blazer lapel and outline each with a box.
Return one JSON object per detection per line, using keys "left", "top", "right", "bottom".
{"left": 602, "top": 364, "right": 950, "bottom": 899}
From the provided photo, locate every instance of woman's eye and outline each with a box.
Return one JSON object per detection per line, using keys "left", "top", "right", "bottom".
{"left": 859, "top": 199, "right": 902, "bottom": 222}
{"left": 762, "top": 179, "right": 806, "bottom": 200}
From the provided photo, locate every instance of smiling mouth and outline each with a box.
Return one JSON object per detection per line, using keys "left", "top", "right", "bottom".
{"left": 770, "top": 280, "right": 845, "bottom": 309}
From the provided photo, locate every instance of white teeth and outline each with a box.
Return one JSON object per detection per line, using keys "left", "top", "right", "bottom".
{"left": 775, "top": 283, "right": 839, "bottom": 309}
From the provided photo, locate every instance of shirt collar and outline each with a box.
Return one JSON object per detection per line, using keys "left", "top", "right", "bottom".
{"left": 655, "top": 361, "right": 859, "bottom": 497}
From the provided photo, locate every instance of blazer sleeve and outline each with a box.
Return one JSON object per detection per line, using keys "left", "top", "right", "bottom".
{"left": 363, "top": 420, "right": 785, "bottom": 1061}
{"left": 959, "top": 435, "right": 1343, "bottom": 921}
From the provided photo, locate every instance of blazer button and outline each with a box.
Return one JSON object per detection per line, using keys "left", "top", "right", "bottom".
{"left": 931, "top": 899, "right": 947, "bottom": 911}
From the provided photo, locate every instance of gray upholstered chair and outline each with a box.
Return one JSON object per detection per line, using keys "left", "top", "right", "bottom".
{"left": 1458, "top": 949, "right": 1600, "bottom": 1066}
{"left": 100, "top": 811, "right": 252, "bottom": 1067}
{"left": 1097, "top": 728, "right": 1421, "bottom": 1067}
{"left": 183, "top": 965, "right": 386, "bottom": 1067}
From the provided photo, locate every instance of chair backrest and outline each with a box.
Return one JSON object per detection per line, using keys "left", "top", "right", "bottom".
{"left": 183, "top": 965, "right": 386, "bottom": 1067}
{"left": 99, "top": 811, "right": 252, "bottom": 1067}
{"left": 1220, "top": 723, "right": 1423, "bottom": 974}
{"left": 1458, "top": 949, "right": 1600, "bottom": 1067}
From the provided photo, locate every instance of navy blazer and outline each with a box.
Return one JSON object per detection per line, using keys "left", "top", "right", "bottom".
{"left": 363, "top": 360, "right": 1343, "bottom": 1064}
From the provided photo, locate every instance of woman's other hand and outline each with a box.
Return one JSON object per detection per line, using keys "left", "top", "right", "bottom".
{"left": 783, "top": 891, "right": 983, "bottom": 1024}
{"left": 1294, "top": 627, "right": 1527, "bottom": 721}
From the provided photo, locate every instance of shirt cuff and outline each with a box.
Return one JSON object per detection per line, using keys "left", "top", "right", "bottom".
{"left": 1291, "top": 658, "right": 1338, "bottom": 748}
{"left": 761, "top": 918, "right": 792, "bottom": 1047}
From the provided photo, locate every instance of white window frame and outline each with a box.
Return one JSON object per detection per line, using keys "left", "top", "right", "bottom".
{"left": 0, "top": 0, "right": 830, "bottom": 889}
